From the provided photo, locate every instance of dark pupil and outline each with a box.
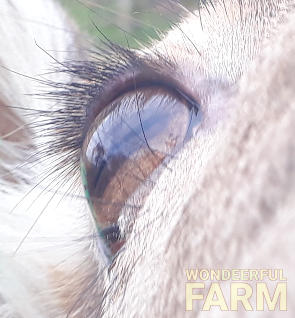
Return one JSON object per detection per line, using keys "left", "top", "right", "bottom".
{"left": 82, "top": 86, "right": 199, "bottom": 256}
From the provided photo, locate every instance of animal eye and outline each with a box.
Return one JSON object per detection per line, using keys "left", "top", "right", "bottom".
{"left": 81, "top": 85, "right": 201, "bottom": 258}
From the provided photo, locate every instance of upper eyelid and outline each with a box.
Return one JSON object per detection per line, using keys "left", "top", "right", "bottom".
{"left": 83, "top": 50, "right": 200, "bottom": 139}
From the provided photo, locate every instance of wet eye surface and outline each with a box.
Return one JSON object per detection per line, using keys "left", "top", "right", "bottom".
{"left": 81, "top": 85, "right": 201, "bottom": 258}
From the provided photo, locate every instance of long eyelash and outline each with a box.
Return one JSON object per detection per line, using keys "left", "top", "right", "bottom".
{"left": 40, "top": 46, "right": 139, "bottom": 174}
{"left": 31, "top": 43, "right": 176, "bottom": 172}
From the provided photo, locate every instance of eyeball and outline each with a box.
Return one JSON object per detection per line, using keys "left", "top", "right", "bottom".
{"left": 81, "top": 86, "right": 201, "bottom": 258}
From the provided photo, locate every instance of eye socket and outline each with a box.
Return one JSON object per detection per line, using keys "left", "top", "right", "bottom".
{"left": 81, "top": 85, "right": 201, "bottom": 258}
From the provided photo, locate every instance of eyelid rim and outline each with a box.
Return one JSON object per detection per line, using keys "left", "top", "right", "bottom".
{"left": 83, "top": 63, "right": 201, "bottom": 140}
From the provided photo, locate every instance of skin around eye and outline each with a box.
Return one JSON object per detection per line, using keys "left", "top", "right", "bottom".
{"left": 81, "top": 86, "right": 201, "bottom": 257}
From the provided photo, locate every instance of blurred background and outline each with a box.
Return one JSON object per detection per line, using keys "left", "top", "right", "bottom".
{"left": 59, "top": 0, "right": 199, "bottom": 48}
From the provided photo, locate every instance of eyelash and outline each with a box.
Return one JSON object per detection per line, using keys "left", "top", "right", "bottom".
{"left": 40, "top": 41, "right": 192, "bottom": 177}
{"left": 35, "top": 43, "right": 140, "bottom": 174}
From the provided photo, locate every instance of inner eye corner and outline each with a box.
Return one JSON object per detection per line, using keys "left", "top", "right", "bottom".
{"left": 80, "top": 80, "right": 202, "bottom": 260}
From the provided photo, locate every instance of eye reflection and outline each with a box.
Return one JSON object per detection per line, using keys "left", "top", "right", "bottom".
{"left": 81, "top": 86, "right": 201, "bottom": 257}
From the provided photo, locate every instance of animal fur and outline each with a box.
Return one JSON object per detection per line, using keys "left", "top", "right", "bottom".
{"left": 0, "top": 0, "right": 294, "bottom": 317}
